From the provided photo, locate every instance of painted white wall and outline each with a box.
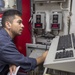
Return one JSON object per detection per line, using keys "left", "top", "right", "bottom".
{"left": 4, "top": 0, "right": 15, "bottom": 8}
{"left": 8, "top": 0, "right": 15, "bottom": 8}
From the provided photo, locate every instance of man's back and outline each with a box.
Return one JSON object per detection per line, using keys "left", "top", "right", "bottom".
{"left": 0, "top": 28, "right": 10, "bottom": 73}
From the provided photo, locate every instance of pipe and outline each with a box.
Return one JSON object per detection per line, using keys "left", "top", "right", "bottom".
{"left": 50, "top": 0, "right": 66, "bottom": 3}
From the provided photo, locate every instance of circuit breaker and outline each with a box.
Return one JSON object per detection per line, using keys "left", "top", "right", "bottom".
{"left": 33, "top": 13, "right": 46, "bottom": 29}
{"left": 50, "top": 11, "right": 63, "bottom": 30}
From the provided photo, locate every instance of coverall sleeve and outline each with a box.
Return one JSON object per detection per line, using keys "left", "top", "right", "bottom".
{"left": 1, "top": 41, "right": 37, "bottom": 72}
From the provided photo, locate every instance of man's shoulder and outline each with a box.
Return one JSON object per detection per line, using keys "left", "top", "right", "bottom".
{"left": 0, "top": 29, "right": 7, "bottom": 40}
{"left": 0, "top": 28, "right": 5, "bottom": 35}
{"left": 0, "top": 29, "right": 11, "bottom": 45}
{"left": 0, "top": 28, "right": 10, "bottom": 40}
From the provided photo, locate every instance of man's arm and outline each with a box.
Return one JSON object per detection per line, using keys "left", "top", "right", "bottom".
{"left": 9, "top": 51, "right": 48, "bottom": 74}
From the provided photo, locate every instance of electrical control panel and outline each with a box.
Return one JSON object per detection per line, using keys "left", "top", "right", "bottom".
{"left": 33, "top": 13, "right": 46, "bottom": 29}
{"left": 50, "top": 11, "right": 63, "bottom": 30}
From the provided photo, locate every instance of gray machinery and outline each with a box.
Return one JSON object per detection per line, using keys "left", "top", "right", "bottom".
{"left": 34, "top": 0, "right": 67, "bottom": 3}
{"left": 29, "top": 0, "right": 74, "bottom": 75}
{"left": 44, "top": 33, "right": 75, "bottom": 73}
{"left": 26, "top": 43, "right": 49, "bottom": 57}
{"left": 26, "top": 43, "right": 50, "bottom": 75}
{"left": 34, "top": 0, "right": 49, "bottom": 3}
{"left": 32, "top": 12, "right": 55, "bottom": 45}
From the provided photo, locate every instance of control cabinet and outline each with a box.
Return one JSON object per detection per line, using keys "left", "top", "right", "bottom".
{"left": 33, "top": 13, "right": 46, "bottom": 29}
{"left": 50, "top": 11, "right": 63, "bottom": 30}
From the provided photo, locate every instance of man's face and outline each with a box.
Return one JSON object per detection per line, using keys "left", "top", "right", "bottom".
{"left": 10, "top": 15, "right": 24, "bottom": 36}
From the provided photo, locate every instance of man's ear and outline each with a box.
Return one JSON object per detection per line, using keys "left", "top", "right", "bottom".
{"left": 5, "top": 21, "right": 11, "bottom": 29}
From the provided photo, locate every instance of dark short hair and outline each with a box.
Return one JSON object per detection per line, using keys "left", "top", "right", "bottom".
{"left": 2, "top": 9, "right": 22, "bottom": 27}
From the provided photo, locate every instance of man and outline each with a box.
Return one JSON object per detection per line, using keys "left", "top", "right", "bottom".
{"left": 0, "top": 9, "right": 48, "bottom": 75}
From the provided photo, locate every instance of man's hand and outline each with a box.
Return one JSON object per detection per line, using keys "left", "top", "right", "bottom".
{"left": 42, "top": 50, "right": 48, "bottom": 59}
{"left": 9, "top": 65, "right": 17, "bottom": 75}
{"left": 36, "top": 50, "right": 48, "bottom": 65}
